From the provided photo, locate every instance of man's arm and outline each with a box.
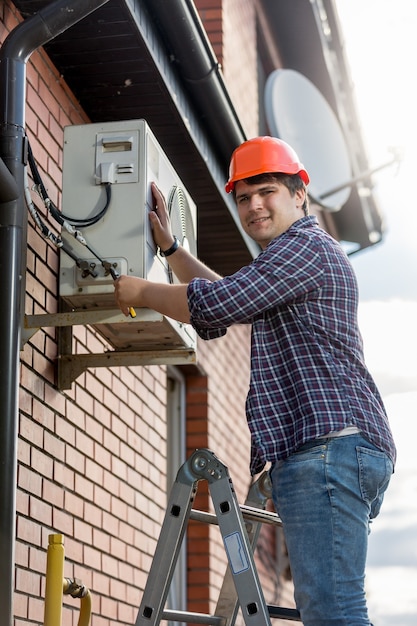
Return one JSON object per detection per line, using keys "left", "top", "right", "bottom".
{"left": 115, "top": 182, "right": 221, "bottom": 320}
{"left": 114, "top": 276, "right": 191, "bottom": 322}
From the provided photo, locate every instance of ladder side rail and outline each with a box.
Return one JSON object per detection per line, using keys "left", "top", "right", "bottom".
{"left": 135, "top": 449, "right": 234, "bottom": 626}
{"left": 208, "top": 475, "right": 272, "bottom": 626}
{"left": 135, "top": 479, "right": 196, "bottom": 626}
{"left": 214, "top": 472, "right": 271, "bottom": 626}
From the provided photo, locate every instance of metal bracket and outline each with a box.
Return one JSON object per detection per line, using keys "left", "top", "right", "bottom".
{"left": 23, "top": 308, "right": 177, "bottom": 344}
{"left": 56, "top": 347, "right": 196, "bottom": 390}
{"left": 23, "top": 309, "right": 197, "bottom": 389}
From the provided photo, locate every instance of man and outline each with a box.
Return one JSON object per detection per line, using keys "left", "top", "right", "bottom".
{"left": 114, "top": 136, "right": 396, "bottom": 625}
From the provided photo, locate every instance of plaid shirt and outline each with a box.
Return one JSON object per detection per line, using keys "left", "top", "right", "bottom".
{"left": 187, "top": 216, "right": 396, "bottom": 475}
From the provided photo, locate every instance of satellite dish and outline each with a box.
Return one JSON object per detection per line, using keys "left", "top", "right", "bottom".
{"left": 265, "top": 69, "right": 352, "bottom": 211}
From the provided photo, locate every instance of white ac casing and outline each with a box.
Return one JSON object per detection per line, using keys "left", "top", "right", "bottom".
{"left": 59, "top": 119, "right": 197, "bottom": 353}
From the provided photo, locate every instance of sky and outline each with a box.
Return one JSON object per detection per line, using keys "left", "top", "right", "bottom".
{"left": 335, "top": 1, "right": 417, "bottom": 624}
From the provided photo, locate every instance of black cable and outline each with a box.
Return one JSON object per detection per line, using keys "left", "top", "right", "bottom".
{"left": 27, "top": 140, "right": 112, "bottom": 228}
{"left": 27, "top": 141, "right": 49, "bottom": 204}
{"left": 51, "top": 182, "right": 111, "bottom": 227}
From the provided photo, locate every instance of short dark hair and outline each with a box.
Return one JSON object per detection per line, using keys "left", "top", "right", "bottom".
{"left": 235, "top": 172, "right": 309, "bottom": 215}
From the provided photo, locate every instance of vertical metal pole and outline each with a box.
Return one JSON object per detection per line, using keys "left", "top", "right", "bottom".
{"left": 44, "top": 534, "right": 65, "bottom": 626}
{"left": 0, "top": 117, "right": 26, "bottom": 626}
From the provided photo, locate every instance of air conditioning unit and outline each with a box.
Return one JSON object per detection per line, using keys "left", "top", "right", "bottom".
{"left": 59, "top": 119, "right": 197, "bottom": 353}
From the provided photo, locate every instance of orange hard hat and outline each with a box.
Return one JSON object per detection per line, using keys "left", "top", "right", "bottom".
{"left": 225, "top": 136, "right": 309, "bottom": 193}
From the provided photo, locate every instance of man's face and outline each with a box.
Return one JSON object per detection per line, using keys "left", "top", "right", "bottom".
{"left": 234, "top": 180, "right": 306, "bottom": 249}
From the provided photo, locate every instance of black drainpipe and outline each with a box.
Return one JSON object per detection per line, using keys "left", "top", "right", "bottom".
{"left": 0, "top": 2, "right": 109, "bottom": 624}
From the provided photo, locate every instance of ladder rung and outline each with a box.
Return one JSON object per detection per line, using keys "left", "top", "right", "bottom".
{"left": 162, "top": 604, "right": 301, "bottom": 623}
{"left": 241, "top": 504, "right": 282, "bottom": 526}
{"left": 267, "top": 605, "right": 301, "bottom": 621}
{"left": 190, "top": 505, "right": 281, "bottom": 527}
{"left": 162, "top": 609, "right": 225, "bottom": 626}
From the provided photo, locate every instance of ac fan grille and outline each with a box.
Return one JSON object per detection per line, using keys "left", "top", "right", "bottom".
{"left": 167, "top": 185, "right": 196, "bottom": 255}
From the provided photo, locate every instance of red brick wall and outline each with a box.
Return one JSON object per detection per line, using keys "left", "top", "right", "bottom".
{"left": 194, "top": 0, "right": 224, "bottom": 65}
{"left": 184, "top": 331, "right": 254, "bottom": 614}
{"left": 223, "top": 0, "right": 259, "bottom": 137}
{"left": 185, "top": 375, "right": 211, "bottom": 615}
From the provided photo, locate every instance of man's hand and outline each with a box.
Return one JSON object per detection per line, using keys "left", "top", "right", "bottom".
{"left": 148, "top": 181, "right": 222, "bottom": 283}
{"left": 149, "top": 182, "right": 176, "bottom": 252}
{"left": 114, "top": 275, "right": 146, "bottom": 317}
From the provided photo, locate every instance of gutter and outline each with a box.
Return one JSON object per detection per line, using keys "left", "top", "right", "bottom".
{"left": 143, "top": 0, "right": 246, "bottom": 163}
{"left": 0, "top": 3, "right": 110, "bottom": 625}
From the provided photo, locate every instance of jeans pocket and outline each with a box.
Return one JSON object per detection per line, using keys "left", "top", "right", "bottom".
{"left": 356, "top": 445, "right": 393, "bottom": 519}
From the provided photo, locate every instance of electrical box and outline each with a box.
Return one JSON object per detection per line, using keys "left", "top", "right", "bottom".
{"left": 59, "top": 119, "right": 197, "bottom": 353}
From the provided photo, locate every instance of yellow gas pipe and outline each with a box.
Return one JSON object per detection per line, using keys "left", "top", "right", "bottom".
{"left": 63, "top": 578, "right": 92, "bottom": 626}
{"left": 44, "top": 534, "right": 64, "bottom": 626}
{"left": 44, "top": 534, "right": 92, "bottom": 626}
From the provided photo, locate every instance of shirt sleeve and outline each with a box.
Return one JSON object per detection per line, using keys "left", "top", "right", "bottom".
{"left": 187, "top": 224, "right": 324, "bottom": 340}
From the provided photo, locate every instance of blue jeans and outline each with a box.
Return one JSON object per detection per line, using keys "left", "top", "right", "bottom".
{"left": 269, "top": 434, "right": 393, "bottom": 626}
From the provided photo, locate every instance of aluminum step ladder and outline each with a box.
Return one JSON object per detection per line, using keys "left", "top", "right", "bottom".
{"left": 134, "top": 448, "right": 301, "bottom": 626}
